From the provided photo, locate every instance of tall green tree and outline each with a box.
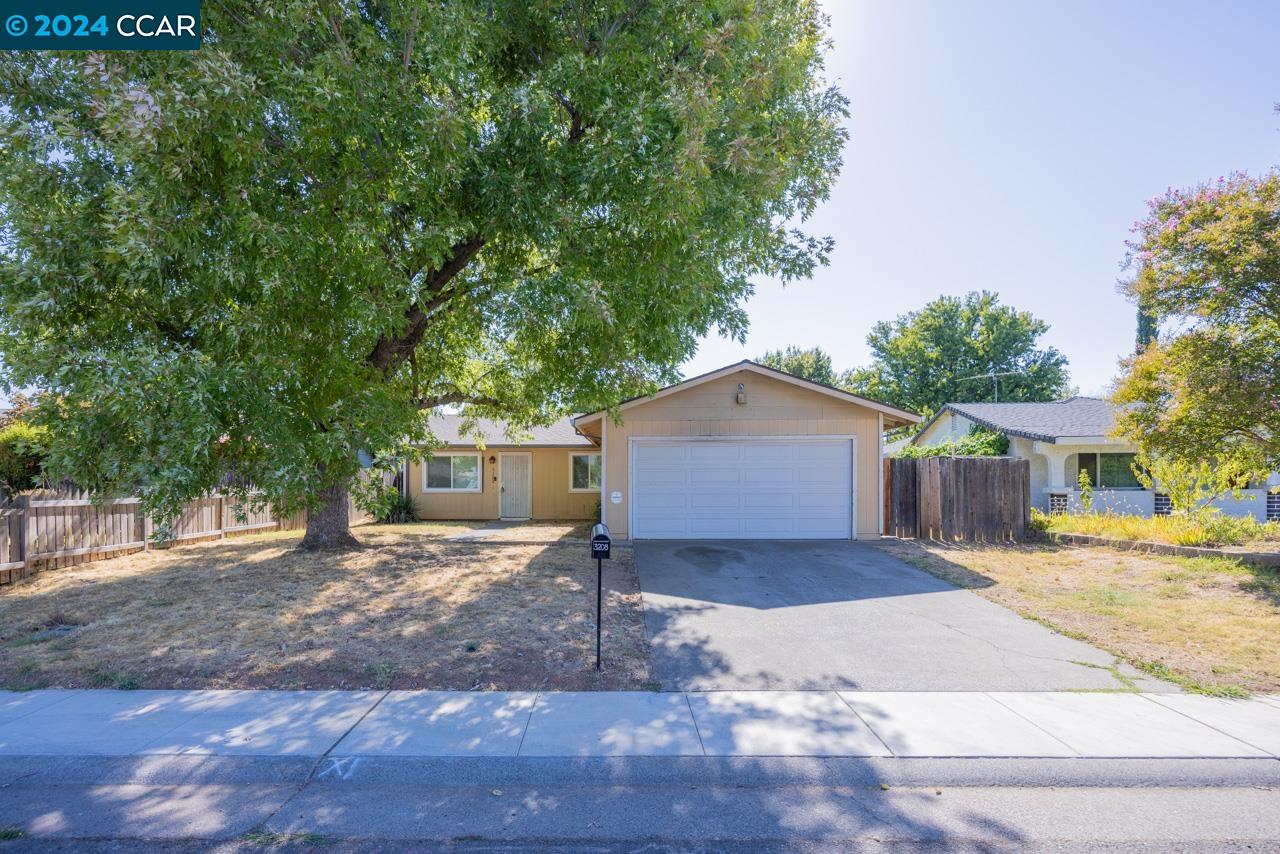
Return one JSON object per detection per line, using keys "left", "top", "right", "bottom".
{"left": 0, "top": 0, "right": 847, "bottom": 548}
{"left": 844, "top": 291, "right": 1070, "bottom": 418}
{"left": 756, "top": 345, "right": 837, "bottom": 385}
{"left": 1113, "top": 170, "right": 1279, "bottom": 477}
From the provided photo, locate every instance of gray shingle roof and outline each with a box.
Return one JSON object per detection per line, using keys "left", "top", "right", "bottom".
{"left": 930, "top": 397, "right": 1119, "bottom": 443}
{"left": 425, "top": 414, "right": 595, "bottom": 447}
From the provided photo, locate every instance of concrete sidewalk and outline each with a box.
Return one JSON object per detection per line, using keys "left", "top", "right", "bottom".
{"left": 3, "top": 688, "right": 1279, "bottom": 760}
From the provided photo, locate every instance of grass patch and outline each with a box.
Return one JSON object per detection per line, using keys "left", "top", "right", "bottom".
{"left": 1041, "top": 509, "right": 1280, "bottom": 549}
{"left": 241, "top": 830, "right": 331, "bottom": 846}
{"left": 0, "top": 526, "right": 650, "bottom": 691}
{"left": 876, "top": 539, "right": 1276, "bottom": 695}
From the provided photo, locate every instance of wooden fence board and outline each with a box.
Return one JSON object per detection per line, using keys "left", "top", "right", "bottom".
{"left": 884, "top": 456, "right": 1030, "bottom": 542}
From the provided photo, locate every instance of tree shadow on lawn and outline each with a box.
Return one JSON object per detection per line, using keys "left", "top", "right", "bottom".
{"left": 0, "top": 535, "right": 652, "bottom": 692}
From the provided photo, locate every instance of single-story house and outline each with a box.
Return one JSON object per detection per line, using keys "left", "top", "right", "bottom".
{"left": 406, "top": 360, "right": 920, "bottom": 539}
{"left": 908, "top": 397, "right": 1280, "bottom": 520}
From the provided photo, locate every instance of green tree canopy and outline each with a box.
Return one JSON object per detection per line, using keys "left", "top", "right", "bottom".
{"left": 1113, "top": 170, "right": 1280, "bottom": 477}
{"left": 0, "top": 0, "right": 847, "bottom": 547}
{"left": 844, "top": 291, "right": 1070, "bottom": 419}
{"left": 756, "top": 345, "right": 837, "bottom": 385}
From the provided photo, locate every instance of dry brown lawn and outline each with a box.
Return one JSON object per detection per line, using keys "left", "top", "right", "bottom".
{"left": 0, "top": 523, "right": 651, "bottom": 691}
{"left": 877, "top": 539, "right": 1280, "bottom": 696}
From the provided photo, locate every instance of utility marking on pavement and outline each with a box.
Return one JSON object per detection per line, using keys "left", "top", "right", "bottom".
{"left": 318, "top": 756, "right": 362, "bottom": 781}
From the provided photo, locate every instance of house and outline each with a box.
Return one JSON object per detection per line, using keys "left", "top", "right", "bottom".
{"left": 406, "top": 360, "right": 920, "bottom": 539}
{"left": 909, "top": 397, "right": 1280, "bottom": 520}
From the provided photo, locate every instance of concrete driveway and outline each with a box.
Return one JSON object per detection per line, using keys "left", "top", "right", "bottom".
{"left": 634, "top": 540, "right": 1172, "bottom": 691}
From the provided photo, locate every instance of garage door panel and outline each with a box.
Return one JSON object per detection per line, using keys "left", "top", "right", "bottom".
{"left": 632, "top": 439, "right": 853, "bottom": 540}
{"left": 635, "top": 491, "right": 689, "bottom": 512}
{"left": 689, "top": 493, "right": 742, "bottom": 511}
{"left": 743, "top": 467, "right": 798, "bottom": 487}
{"left": 797, "top": 466, "right": 849, "bottom": 487}
{"left": 690, "top": 468, "right": 741, "bottom": 486}
{"left": 689, "top": 444, "right": 743, "bottom": 463}
{"left": 742, "top": 444, "right": 796, "bottom": 462}
{"left": 688, "top": 517, "right": 744, "bottom": 537}
{"left": 797, "top": 443, "right": 849, "bottom": 463}
{"left": 635, "top": 468, "right": 688, "bottom": 488}
{"left": 743, "top": 493, "right": 797, "bottom": 511}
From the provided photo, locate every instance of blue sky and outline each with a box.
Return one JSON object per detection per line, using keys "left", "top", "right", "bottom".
{"left": 683, "top": 0, "right": 1280, "bottom": 396}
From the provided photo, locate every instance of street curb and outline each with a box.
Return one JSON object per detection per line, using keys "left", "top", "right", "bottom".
{"left": 5, "top": 754, "right": 1278, "bottom": 789}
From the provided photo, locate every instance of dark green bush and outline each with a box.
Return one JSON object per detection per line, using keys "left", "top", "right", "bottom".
{"left": 379, "top": 492, "right": 418, "bottom": 524}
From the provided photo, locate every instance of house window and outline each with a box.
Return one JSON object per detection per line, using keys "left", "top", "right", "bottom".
{"left": 1049, "top": 493, "right": 1069, "bottom": 514}
{"left": 570, "top": 453, "right": 602, "bottom": 492}
{"left": 1075, "top": 453, "right": 1142, "bottom": 489}
{"left": 1154, "top": 493, "right": 1172, "bottom": 516}
{"left": 423, "top": 454, "right": 481, "bottom": 492}
{"left": 1268, "top": 492, "right": 1280, "bottom": 523}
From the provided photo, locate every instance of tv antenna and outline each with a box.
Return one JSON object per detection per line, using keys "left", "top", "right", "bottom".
{"left": 957, "top": 369, "right": 1023, "bottom": 403}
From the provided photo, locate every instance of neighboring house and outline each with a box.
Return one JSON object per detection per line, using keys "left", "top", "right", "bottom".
{"left": 909, "top": 398, "right": 1280, "bottom": 520}
{"left": 407, "top": 360, "right": 919, "bottom": 539}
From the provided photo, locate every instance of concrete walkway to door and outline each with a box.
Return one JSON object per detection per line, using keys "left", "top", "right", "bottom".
{"left": 634, "top": 540, "right": 1171, "bottom": 692}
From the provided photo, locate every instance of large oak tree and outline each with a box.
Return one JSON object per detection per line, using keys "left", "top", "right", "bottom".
{"left": 0, "top": 0, "right": 846, "bottom": 547}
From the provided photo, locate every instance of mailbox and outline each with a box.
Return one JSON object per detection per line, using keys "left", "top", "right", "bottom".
{"left": 590, "top": 523, "right": 611, "bottom": 560}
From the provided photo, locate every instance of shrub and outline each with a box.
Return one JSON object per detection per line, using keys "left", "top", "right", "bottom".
{"left": 897, "top": 427, "right": 1010, "bottom": 458}
{"left": 0, "top": 421, "right": 47, "bottom": 494}
{"left": 1029, "top": 507, "right": 1052, "bottom": 535}
{"left": 379, "top": 492, "right": 417, "bottom": 524}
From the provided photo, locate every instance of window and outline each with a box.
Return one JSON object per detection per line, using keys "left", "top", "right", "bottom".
{"left": 1268, "top": 491, "right": 1280, "bottom": 523}
{"left": 423, "top": 454, "right": 481, "bottom": 492}
{"left": 1154, "top": 493, "right": 1172, "bottom": 516}
{"left": 1049, "top": 493, "right": 1069, "bottom": 514}
{"left": 1075, "top": 453, "right": 1142, "bottom": 489}
{"left": 570, "top": 453, "right": 602, "bottom": 492}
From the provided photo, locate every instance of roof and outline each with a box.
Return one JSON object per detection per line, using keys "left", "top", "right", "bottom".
{"left": 574, "top": 360, "right": 920, "bottom": 428}
{"left": 916, "top": 397, "right": 1119, "bottom": 444}
{"left": 425, "top": 414, "right": 595, "bottom": 447}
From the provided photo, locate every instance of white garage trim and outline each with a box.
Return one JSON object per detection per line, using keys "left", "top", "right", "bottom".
{"left": 627, "top": 435, "right": 858, "bottom": 540}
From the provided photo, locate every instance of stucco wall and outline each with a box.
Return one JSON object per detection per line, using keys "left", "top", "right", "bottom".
{"left": 407, "top": 447, "right": 598, "bottom": 521}
{"left": 598, "top": 369, "right": 884, "bottom": 539}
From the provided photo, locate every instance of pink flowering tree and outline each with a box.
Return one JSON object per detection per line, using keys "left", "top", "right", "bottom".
{"left": 1113, "top": 170, "right": 1280, "bottom": 478}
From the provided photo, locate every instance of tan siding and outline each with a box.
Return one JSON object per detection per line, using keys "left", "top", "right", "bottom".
{"left": 602, "top": 370, "right": 883, "bottom": 539}
{"left": 408, "top": 447, "right": 596, "bottom": 521}
{"left": 532, "top": 450, "right": 600, "bottom": 519}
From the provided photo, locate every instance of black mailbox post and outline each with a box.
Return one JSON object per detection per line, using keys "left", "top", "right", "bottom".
{"left": 590, "top": 523, "right": 611, "bottom": 670}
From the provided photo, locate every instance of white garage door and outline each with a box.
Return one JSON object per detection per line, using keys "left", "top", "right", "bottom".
{"left": 631, "top": 439, "right": 855, "bottom": 539}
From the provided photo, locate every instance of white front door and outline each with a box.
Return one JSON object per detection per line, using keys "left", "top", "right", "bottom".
{"left": 631, "top": 439, "right": 855, "bottom": 539}
{"left": 499, "top": 453, "right": 532, "bottom": 519}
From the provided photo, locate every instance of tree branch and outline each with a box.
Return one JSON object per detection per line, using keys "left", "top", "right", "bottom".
{"left": 416, "top": 392, "right": 504, "bottom": 409}
{"left": 368, "top": 233, "right": 486, "bottom": 373}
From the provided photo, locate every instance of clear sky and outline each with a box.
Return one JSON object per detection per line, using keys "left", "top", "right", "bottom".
{"left": 683, "top": 0, "right": 1280, "bottom": 396}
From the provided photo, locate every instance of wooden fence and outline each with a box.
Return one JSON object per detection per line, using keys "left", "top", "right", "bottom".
{"left": 0, "top": 488, "right": 343, "bottom": 586}
{"left": 884, "top": 456, "right": 1030, "bottom": 541}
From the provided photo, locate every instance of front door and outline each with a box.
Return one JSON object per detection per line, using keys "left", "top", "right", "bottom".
{"left": 499, "top": 453, "right": 532, "bottom": 519}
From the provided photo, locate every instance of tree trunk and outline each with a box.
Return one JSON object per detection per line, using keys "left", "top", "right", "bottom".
{"left": 299, "top": 480, "right": 361, "bottom": 550}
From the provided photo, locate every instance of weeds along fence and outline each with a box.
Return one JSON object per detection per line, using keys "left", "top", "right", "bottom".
{"left": 884, "top": 456, "right": 1030, "bottom": 541}
{"left": 0, "top": 488, "right": 366, "bottom": 586}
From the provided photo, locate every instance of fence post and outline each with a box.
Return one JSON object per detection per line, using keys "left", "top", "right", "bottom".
{"left": 217, "top": 494, "right": 225, "bottom": 539}
{"left": 143, "top": 512, "right": 153, "bottom": 550}
{"left": 15, "top": 494, "right": 27, "bottom": 572}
